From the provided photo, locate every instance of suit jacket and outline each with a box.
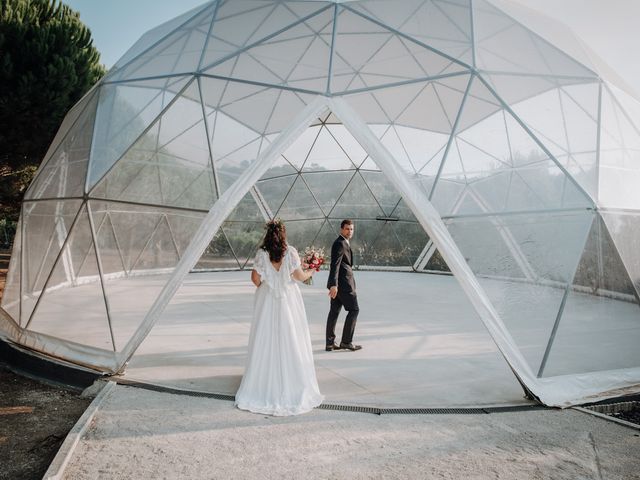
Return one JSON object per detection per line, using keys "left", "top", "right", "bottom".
{"left": 327, "top": 236, "right": 356, "bottom": 293}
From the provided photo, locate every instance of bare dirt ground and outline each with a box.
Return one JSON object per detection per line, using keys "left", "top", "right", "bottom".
{"left": 0, "top": 250, "right": 92, "bottom": 479}
{"left": 0, "top": 366, "right": 91, "bottom": 480}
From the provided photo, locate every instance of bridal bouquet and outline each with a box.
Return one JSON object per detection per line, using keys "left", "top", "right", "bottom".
{"left": 302, "top": 246, "right": 325, "bottom": 285}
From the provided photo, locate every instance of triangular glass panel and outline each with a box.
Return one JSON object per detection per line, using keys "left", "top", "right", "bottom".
{"left": 445, "top": 210, "right": 592, "bottom": 372}
{"left": 344, "top": 0, "right": 473, "bottom": 65}
{"left": 434, "top": 96, "right": 594, "bottom": 213}
{"left": 396, "top": 76, "right": 470, "bottom": 133}
{"left": 541, "top": 214, "right": 640, "bottom": 377}
{"left": 331, "top": 7, "right": 469, "bottom": 93}
{"left": 1, "top": 218, "right": 22, "bottom": 322}
{"left": 131, "top": 216, "right": 180, "bottom": 272}
{"left": 210, "top": 129, "right": 265, "bottom": 194}
{"left": 93, "top": 81, "right": 217, "bottom": 211}
{"left": 602, "top": 211, "right": 640, "bottom": 299}
{"left": 324, "top": 123, "right": 369, "bottom": 168}
{"left": 598, "top": 84, "right": 640, "bottom": 209}
{"left": 222, "top": 221, "right": 265, "bottom": 269}
{"left": 359, "top": 171, "right": 402, "bottom": 217}
{"left": 202, "top": 76, "right": 314, "bottom": 140}
{"left": 91, "top": 205, "right": 127, "bottom": 277}
{"left": 341, "top": 88, "right": 392, "bottom": 125}
{"left": 358, "top": 155, "right": 380, "bottom": 171}
{"left": 226, "top": 191, "right": 265, "bottom": 223}
{"left": 392, "top": 220, "right": 430, "bottom": 265}
{"left": 507, "top": 81, "right": 600, "bottom": 200}
{"left": 26, "top": 205, "right": 115, "bottom": 351}
{"left": 259, "top": 154, "right": 298, "bottom": 180}
{"left": 303, "top": 171, "right": 355, "bottom": 216}
{"left": 313, "top": 219, "right": 340, "bottom": 254}
{"left": 473, "top": 0, "right": 596, "bottom": 78}
{"left": 428, "top": 177, "right": 466, "bottom": 217}
{"left": 457, "top": 107, "right": 511, "bottom": 165}
{"left": 89, "top": 75, "right": 191, "bottom": 190}
{"left": 195, "top": 227, "right": 239, "bottom": 270}
{"left": 108, "top": 4, "right": 216, "bottom": 82}
{"left": 38, "top": 88, "right": 98, "bottom": 172}
{"left": 573, "top": 214, "right": 637, "bottom": 298}
{"left": 203, "top": 6, "right": 333, "bottom": 92}
{"left": 283, "top": 219, "right": 326, "bottom": 254}
{"left": 199, "top": 1, "right": 330, "bottom": 74}
{"left": 387, "top": 197, "right": 419, "bottom": 222}
{"left": 503, "top": 171, "right": 549, "bottom": 212}
{"left": 26, "top": 92, "right": 99, "bottom": 200}
{"left": 255, "top": 175, "right": 298, "bottom": 217}
{"left": 370, "top": 125, "right": 449, "bottom": 176}
{"left": 281, "top": 125, "right": 321, "bottom": 171}
{"left": 449, "top": 188, "right": 489, "bottom": 216}
{"left": 106, "top": 206, "right": 169, "bottom": 274}
{"left": 93, "top": 201, "right": 205, "bottom": 351}
{"left": 425, "top": 249, "right": 450, "bottom": 273}
{"left": 415, "top": 139, "right": 448, "bottom": 176}
{"left": 355, "top": 80, "right": 445, "bottom": 126}
{"left": 302, "top": 125, "right": 359, "bottom": 172}
{"left": 165, "top": 209, "right": 208, "bottom": 258}
{"left": 111, "top": 3, "right": 212, "bottom": 72}
{"left": 440, "top": 138, "right": 468, "bottom": 178}
{"left": 363, "top": 221, "right": 413, "bottom": 267}
{"left": 275, "top": 176, "right": 325, "bottom": 220}
{"left": 515, "top": 82, "right": 599, "bottom": 156}
{"left": 541, "top": 286, "right": 640, "bottom": 377}
{"left": 374, "top": 126, "right": 418, "bottom": 175}
{"left": 455, "top": 76, "right": 502, "bottom": 132}
{"left": 20, "top": 200, "right": 83, "bottom": 326}
{"left": 329, "top": 172, "right": 385, "bottom": 219}
{"left": 466, "top": 171, "right": 511, "bottom": 214}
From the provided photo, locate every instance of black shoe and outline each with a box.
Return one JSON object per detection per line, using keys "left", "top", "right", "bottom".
{"left": 326, "top": 343, "right": 341, "bottom": 351}
{"left": 339, "top": 343, "right": 362, "bottom": 351}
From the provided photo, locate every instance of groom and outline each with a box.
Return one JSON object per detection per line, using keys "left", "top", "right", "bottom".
{"left": 326, "top": 219, "right": 362, "bottom": 352}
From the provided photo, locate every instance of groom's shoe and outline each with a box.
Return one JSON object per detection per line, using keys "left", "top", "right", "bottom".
{"left": 339, "top": 343, "right": 362, "bottom": 351}
{"left": 326, "top": 343, "right": 341, "bottom": 351}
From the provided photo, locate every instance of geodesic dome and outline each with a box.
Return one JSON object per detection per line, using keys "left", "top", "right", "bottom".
{"left": 2, "top": 0, "right": 640, "bottom": 406}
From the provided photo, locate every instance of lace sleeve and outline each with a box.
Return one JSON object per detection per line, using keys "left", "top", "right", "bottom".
{"left": 288, "top": 246, "right": 301, "bottom": 271}
{"left": 253, "top": 249, "right": 266, "bottom": 277}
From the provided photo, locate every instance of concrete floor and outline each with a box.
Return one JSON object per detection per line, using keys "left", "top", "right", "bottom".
{"left": 23, "top": 269, "right": 640, "bottom": 407}
{"left": 58, "top": 383, "right": 640, "bottom": 480}
{"left": 125, "top": 271, "right": 530, "bottom": 407}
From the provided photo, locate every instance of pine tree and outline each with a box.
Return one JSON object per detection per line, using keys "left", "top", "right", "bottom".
{"left": 0, "top": 0, "right": 105, "bottom": 224}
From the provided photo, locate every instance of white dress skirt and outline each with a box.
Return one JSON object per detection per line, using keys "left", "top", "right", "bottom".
{"left": 235, "top": 246, "right": 324, "bottom": 416}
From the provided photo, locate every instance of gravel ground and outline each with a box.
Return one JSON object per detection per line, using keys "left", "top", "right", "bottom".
{"left": 0, "top": 366, "right": 91, "bottom": 480}
{"left": 62, "top": 384, "right": 640, "bottom": 480}
{"left": 611, "top": 408, "right": 640, "bottom": 425}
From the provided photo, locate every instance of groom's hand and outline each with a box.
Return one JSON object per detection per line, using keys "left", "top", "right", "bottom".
{"left": 329, "top": 286, "right": 338, "bottom": 299}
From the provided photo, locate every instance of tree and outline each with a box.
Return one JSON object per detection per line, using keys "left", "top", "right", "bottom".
{"left": 0, "top": 0, "right": 106, "bottom": 223}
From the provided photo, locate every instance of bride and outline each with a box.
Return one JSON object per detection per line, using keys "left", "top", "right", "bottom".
{"left": 235, "top": 219, "right": 324, "bottom": 416}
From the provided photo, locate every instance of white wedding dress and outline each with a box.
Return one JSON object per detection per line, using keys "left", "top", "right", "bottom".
{"left": 235, "top": 246, "right": 324, "bottom": 416}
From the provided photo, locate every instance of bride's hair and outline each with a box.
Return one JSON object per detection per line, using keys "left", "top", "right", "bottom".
{"left": 261, "top": 219, "right": 287, "bottom": 263}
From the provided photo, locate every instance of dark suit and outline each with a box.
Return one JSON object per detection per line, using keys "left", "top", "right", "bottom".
{"left": 326, "top": 235, "right": 359, "bottom": 346}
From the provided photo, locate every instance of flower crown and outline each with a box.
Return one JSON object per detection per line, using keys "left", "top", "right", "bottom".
{"left": 265, "top": 218, "right": 284, "bottom": 231}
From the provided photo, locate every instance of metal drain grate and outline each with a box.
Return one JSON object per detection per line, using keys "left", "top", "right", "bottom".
{"left": 318, "top": 404, "right": 382, "bottom": 414}
{"left": 583, "top": 401, "right": 639, "bottom": 415}
{"left": 115, "top": 379, "right": 236, "bottom": 402}
{"left": 381, "top": 407, "right": 486, "bottom": 414}
{"left": 112, "top": 379, "right": 545, "bottom": 415}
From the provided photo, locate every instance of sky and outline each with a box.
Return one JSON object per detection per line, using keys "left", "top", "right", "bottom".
{"left": 63, "top": 0, "right": 208, "bottom": 68}
{"left": 63, "top": 0, "right": 640, "bottom": 92}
